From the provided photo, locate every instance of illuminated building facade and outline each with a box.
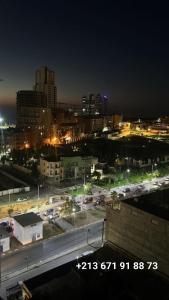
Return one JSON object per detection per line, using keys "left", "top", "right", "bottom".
{"left": 40, "top": 155, "right": 98, "bottom": 183}
{"left": 16, "top": 90, "right": 53, "bottom": 148}
{"left": 82, "top": 93, "right": 103, "bottom": 116}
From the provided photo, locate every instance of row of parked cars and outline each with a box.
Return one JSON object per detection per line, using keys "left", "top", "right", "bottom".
{"left": 43, "top": 208, "right": 60, "bottom": 220}
{"left": 151, "top": 178, "right": 169, "bottom": 190}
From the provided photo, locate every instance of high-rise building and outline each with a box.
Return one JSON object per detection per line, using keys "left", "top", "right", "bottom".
{"left": 34, "top": 66, "right": 57, "bottom": 114}
{"left": 81, "top": 93, "right": 107, "bottom": 116}
{"left": 16, "top": 90, "right": 53, "bottom": 148}
{"left": 16, "top": 90, "right": 48, "bottom": 128}
{"left": 16, "top": 90, "right": 47, "bottom": 109}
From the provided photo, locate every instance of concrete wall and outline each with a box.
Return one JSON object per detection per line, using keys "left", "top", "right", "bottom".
{"left": 0, "top": 237, "right": 10, "bottom": 252}
{"left": 0, "top": 186, "right": 30, "bottom": 196}
{"left": 0, "top": 169, "right": 30, "bottom": 196}
{"left": 23, "top": 223, "right": 43, "bottom": 244}
{"left": 13, "top": 220, "right": 24, "bottom": 243}
{"left": 106, "top": 203, "right": 169, "bottom": 277}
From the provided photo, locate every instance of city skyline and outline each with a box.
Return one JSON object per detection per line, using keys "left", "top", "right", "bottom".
{"left": 1, "top": 1, "right": 169, "bottom": 120}
{"left": 1, "top": 2, "right": 169, "bottom": 299}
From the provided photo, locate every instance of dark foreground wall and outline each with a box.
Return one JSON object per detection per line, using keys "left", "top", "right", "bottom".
{"left": 106, "top": 203, "right": 169, "bottom": 277}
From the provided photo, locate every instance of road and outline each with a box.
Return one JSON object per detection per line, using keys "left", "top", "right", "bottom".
{"left": 0, "top": 240, "right": 101, "bottom": 300}
{"left": 109, "top": 174, "right": 169, "bottom": 199}
{"left": 1, "top": 220, "right": 104, "bottom": 277}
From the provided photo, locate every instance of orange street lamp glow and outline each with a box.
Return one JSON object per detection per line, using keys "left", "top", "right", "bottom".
{"left": 25, "top": 143, "right": 30, "bottom": 149}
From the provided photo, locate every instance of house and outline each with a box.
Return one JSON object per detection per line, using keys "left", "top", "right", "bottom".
{"left": 60, "top": 155, "right": 98, "bottom": 181}
{"left": 39, "top": 155, "right": 98, "bottom": 183}
{"left": 39, "top": 157, "right": 64, "bottom": 183}
{"left": 13, "top": 212, "right": 43, "bottom": 245}
{"left": 0, "top": 226, "right": 10, "bottom": 252}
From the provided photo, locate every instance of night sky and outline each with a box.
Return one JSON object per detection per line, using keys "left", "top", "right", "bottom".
{"left": 1, "top": 0, "right": 169, "bottom": 121}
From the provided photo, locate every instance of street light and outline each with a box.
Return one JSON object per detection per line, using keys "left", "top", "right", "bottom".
{"left": 152, "top": 163, "right": 157, "bottom": 173}
{"left": 37, "top": 184, "right": 43, "bottom": 199}
{"left": 101, "top": 218, "right": 107, "bottom": 247}
{"left": 8, "top": 190, "right": 11, "bottom": 203}
{"left": 72, "top": 208, "right": 76, "bottom": 225}
{"left": 0, "top": 245, "right": 3, "bottom": 287}
{"left": 87, "top": 228, "right": 90, "bottom": 245}
{"left": 86, "top": 219, "right": 106, "bottom": 249}
{"left": 37, "top": 185, "right": 40, "bottom": 199}
{"left": 126, "top": 168, "right": 130, "bottom": 183}
{"left": 25, "top": 256, "right": 29, "bottom": 270}
{"left": 0, "top": 117, "right": 4, "bottom": 153}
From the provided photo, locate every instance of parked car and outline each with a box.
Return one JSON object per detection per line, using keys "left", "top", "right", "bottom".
{"left": 83, "top": 197, "right": 93, "bottom": 204}
{"left": 123, "top": 188, "right": 130, "bottom": 193}
{"left": 17, "top": 197, "right": 29, "bottom": 202}
{"left": 117, "top": 193, "right": 125, "bottom": 199}
{"left": 55, "top": 212, "right": 60, "bottom": 218}
{"left": 48, "top": 215, "right": 54, "bottom": 220}
{"left": 47, "top": 208, "right": 54, "bottom": 215}
{"left": 0, "top": 221, "right": 8, "bottom": 227}
{"left": 138, "top": 184, "right": 144, "bottom": 189}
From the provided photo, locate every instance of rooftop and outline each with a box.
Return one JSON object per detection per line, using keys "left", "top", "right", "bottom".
{"left": 41, "top": 154, "right": 96, "bottom": 162}
{"left": 124, "top": 188, "right": 169, "bottom": 221}
{"left": 41, "top": 156, "right": 60, "bottom": 162}
{"left": 13, "top": 212, "right": 43, "bottom": 227}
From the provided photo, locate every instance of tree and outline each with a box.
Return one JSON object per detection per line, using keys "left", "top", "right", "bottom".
{"left": 1, "top": 155, "right": 6, "bottom": 165}
{"left": 111, "top": 191, "right": 118, "bottom": 200}
{"left": 60, "top": 199, "right": 80, "bottom": 217}
{"left": 84, "top": 182, "right": 92, "bottom": 194}
{"left": 92, "top": 170, "right": 101, "bottom": 181}
{"left": 8, "top": 208, "right": 13, "bottom": 216}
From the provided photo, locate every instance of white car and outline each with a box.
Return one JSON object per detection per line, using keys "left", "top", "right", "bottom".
{"left": 48, "top": 215, "right": 54, "bottom": 220}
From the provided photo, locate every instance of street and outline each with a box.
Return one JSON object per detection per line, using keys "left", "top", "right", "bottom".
{"left": 0, "top": 240, "right": 101, "bottom": 300}
{"left": 96, "top": 174, "right": 169, "bottom": 201}
{"left": 1, "top": 219, "right": 104, "bottom": 277}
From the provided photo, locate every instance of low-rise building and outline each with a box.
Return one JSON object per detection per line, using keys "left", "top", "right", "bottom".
{"left": 40, "top": 155, "right": 98, "bottom": 183}
{"left": 60, "top": 155, "right": 98, "bottom": 181}
{"left": 13, "top": 212, "right": 43, "bottom": 245}
{"left": 0, "top": 227, "right": 10, "bottom": 252}
{"left": 40, "top": 157, "right": 64, "bottom": 183}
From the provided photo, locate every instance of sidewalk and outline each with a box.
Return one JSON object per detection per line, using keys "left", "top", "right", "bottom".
{"left": 55, "top": 218, "right": 74, "bottom": 231}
